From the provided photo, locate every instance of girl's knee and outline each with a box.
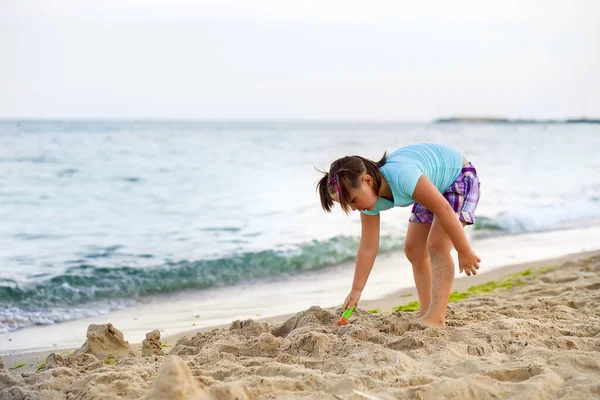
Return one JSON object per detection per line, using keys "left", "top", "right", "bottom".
{"left": 404, "top": 241, "right": 428, "bottom": 262}
{"left": 426, "top": 240, "right": 452, "bottom": 258}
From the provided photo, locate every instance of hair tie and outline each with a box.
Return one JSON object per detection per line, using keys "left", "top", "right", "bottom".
{"left": 329, "top": 172, "right": 342, "bottom": 201}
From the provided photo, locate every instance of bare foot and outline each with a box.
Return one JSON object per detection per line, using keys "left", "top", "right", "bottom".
{"left": 414, "top": 316, "right": 446, "bottom": 328}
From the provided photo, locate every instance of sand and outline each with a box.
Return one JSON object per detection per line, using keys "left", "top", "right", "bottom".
{"left": 1, "top": 252, "right": 599, "bottom": 399}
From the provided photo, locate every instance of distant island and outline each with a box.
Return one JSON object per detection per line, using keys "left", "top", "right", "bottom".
{"left": 434, "top": 117, "right": 600, "bottom": 124}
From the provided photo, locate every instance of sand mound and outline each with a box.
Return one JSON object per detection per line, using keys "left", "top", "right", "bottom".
{"left": 2, "top": 255, "right": 600, "bottom": 399}
{"left": 74, "top": 323, "right": 133, "bottom": 361}
{"left": 271, "top": 305, "right": 335, "bottom": 337}
{"left": 145, "top": 355, "right": 209, "bottom": 400}
{"left": 142, "top": 330, "right": 165, "bottom": 357}
{"left": 43, "top": 352, "right": 102, "bottom": 371}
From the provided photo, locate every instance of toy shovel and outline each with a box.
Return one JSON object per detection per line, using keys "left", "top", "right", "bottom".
{"left": 332, "top": 305, "right": 355, "bottom": 326}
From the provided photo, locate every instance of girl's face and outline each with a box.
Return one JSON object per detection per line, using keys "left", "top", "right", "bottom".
{"left": 346, "top": 174, "right": 378, "bottom": 212}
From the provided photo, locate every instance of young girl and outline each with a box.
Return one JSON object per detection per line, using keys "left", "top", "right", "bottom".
{"left": 317, "top": 143, "right": 481, "bottom": 327}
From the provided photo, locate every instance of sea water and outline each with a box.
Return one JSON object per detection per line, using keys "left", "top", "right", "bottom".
{"left": 1, "top": 120, "right": 599, "bottom": 336}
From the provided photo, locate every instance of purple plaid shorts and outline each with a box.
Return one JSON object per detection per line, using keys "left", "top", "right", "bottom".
{"left": 409, "top": 162, "right": 481, "bottom": 225}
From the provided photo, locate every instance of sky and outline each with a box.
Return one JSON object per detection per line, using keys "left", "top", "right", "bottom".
{"left": 1, "top": 0, "right": 598, "bottom": 121}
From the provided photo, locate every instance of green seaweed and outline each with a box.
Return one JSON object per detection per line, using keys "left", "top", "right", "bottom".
{"left": 448, "top": 276, "right": 526, "bottom": 303}
{"left": 10, "top": 363, "right": 26, "bottom": 370}
{"left": 538, "top": 265, "right": 558, "bottom": 274}
{"left": 36, "top": 363, "right": 46, "bottom": 371}
{"left": 368, "top": 308, "right": 382, "bottom": 314}
{"left": 448, "top": 291, "right": 470, "bottom": 302}
{"left": 394, "top": 301, "right": 420, "bottom": 312}
{"left": 103, "top": 354, "right": 119, "bottom": 365}
{"left": 393, "top": 265, "right": 556, "bottom": 312}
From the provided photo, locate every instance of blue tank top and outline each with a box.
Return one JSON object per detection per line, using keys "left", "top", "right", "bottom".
{"left": 361, "top": 143, "right": 463, "bottom": 215}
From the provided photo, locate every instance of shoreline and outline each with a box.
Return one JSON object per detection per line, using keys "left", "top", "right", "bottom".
{"left": 4, "top": 223, "right": 600, "bottom": 357}
{"left": 4, "top": 248, "right": 599, "bottom": 374}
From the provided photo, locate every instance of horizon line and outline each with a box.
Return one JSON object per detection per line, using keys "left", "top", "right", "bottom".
{"left": 1, "top": 116, "right": 599, "bottom": 123}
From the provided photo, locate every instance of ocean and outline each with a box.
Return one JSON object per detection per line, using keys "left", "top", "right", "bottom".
{"left": 1, "top": 120, "right": 600, "bottom": 337}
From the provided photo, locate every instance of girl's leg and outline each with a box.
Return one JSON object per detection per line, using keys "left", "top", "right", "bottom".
{"left": 403, "top": 222, "right": 432, "bottom": 318}
{"left": 418, "top": 216, "right": 467, "bottom": 327}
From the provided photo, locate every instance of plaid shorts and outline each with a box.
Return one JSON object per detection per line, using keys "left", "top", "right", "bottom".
{"left": 409, "top": 162, "right": 481, "bottom": 225}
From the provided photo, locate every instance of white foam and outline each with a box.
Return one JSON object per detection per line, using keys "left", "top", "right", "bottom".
{"left": 495, "top": 199, "right": 600, "bottom": 234}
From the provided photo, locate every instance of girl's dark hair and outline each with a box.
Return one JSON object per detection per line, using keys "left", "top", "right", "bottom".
{"left": 316, "top": 152, "right": 387, "bottom": 214}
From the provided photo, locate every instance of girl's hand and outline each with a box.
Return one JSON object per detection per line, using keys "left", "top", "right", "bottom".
{"left": 458, "top": 249, "right": 481, "bottom": 276}
{"left": 343, "top": 289, "right": 362, "bottom": 309}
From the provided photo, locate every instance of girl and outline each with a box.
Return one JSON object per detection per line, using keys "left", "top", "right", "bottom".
{"left": 317, "top": 143, "right": 481, "bottom": 327}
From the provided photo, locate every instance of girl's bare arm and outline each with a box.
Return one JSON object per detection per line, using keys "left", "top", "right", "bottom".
{"left": 351, "top": 212, "right": 380, "bottom": 291}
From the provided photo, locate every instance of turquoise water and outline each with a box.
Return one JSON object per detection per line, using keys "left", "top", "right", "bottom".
{"left": 1, "top": 120, "right": 599, "bottom": 332}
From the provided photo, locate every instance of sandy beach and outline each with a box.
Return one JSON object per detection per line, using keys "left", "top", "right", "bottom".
{"left": 3, "top": 2, "right": 599, "bottom": 398}
{"left": 2, "top": 249, "right": 599, "bottom": 399}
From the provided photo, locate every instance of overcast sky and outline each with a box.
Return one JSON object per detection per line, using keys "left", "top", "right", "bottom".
{"left": 1, "top": 0, "right": 598, "bottom": 120}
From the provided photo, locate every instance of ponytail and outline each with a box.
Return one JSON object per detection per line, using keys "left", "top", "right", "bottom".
{"left": 316, "top": 172, "right": 335, "bottom": 212}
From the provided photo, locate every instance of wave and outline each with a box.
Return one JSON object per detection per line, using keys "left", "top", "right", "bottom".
{"left": 474, "top": 198, "right": 600, "bottom": 237}
{"left": 0, "top": 235, "right": 402, "bottom": 333}
{"left": 4, "top": 198, "right": 599, "bottom": 333}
